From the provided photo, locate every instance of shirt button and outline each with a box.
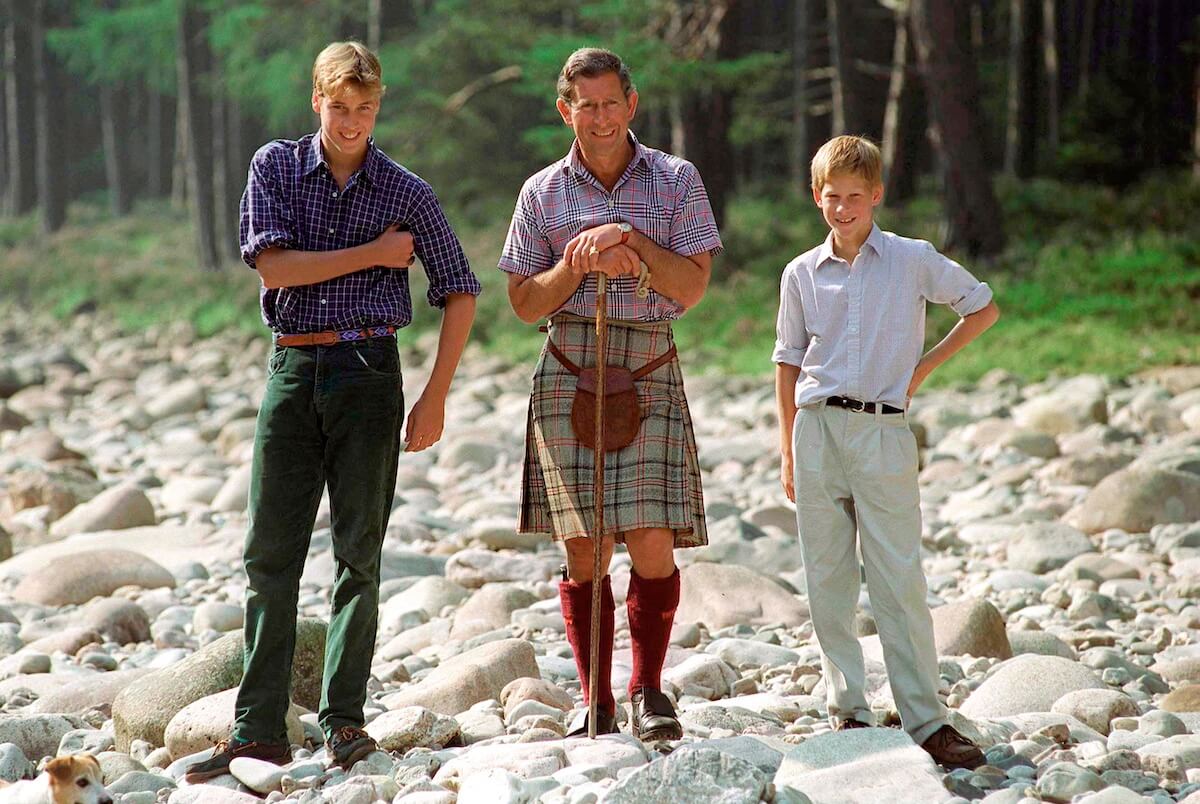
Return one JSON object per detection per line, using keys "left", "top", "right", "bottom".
{"left": 320, "top": 299, "right": 327, "bottom": 305}
{"left": 848, "top": 325, "right": 858, "bottom": 334}
{"left": 331, "top": 191, "right": 338, "bottom": 198}
{"left": 328, "top": 227, "right": 335, "bottom": 234}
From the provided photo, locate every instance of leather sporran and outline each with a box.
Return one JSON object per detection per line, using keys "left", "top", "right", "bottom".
{"left": 543, "top": 336, "right": 677, "bottom": 454}
{"left": 571, "top": 366, "right": 641, "bottom": 452}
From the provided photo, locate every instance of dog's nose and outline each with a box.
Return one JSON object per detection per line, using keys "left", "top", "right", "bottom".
{"left": 100, "top": 798, "right": 113, "bottom": 804}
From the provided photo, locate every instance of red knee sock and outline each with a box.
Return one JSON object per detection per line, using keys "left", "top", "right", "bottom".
{"left": 626, "top": 567, "right": 680, "bottom": 694}
{"left": 559, "top": 575, "right": 616, "bottom": 714}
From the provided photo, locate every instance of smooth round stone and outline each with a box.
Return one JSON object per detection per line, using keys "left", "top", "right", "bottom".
{"left": 229, "top": 757, "right": 288, "bottom": 794}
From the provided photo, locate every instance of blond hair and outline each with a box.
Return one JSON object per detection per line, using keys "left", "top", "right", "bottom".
{"left": 810, "top": 135, "right": 882, "bottom": 191}
{"left": 312, "top": 41, "right": 385, "bottom": 98}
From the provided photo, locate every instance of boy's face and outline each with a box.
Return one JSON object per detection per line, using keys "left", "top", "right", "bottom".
{"left": 813, "top": 173, "right": 883, "bottom": 243}
{"left": 312, "top": 83, "right": 380, "bottom": 162}
{"left": 556, "top": 72, "right": 638, "bottom": 162}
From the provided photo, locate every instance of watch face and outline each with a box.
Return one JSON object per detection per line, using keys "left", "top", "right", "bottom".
{"left": 619, "top": 222, "right": 632, "bottom": 233}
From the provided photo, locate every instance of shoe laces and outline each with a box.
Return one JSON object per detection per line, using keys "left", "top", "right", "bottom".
{"left": 211, "top": 739, "right": 231, "bottom": 755}
{"left": 335, "top": 726, "right": 370, "bottom": 743}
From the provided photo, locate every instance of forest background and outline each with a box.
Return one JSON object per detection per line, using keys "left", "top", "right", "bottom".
{"left": 0, "top": 0, "right": 1197, "bottom": 384}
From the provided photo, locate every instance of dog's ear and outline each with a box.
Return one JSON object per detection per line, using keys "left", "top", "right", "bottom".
{"left": 44, "top": 757, "right": 74, "bottom": 781}
{"left": 82, "top": 755, "right": 101, "bottom": 774}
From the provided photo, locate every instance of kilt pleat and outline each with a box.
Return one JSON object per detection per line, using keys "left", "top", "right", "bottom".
{"left": 518, "top": 313, "right": 707, "bottom": 548}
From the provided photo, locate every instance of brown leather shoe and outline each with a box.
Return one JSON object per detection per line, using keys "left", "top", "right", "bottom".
{"left": 183, "top": 737, "right": 290, "bottom": 783}
{"left": 835, "top": 718, "right": 872, "bottom": 730}
{"left": 920, "top": 725, "right": 984, "bottom": 770}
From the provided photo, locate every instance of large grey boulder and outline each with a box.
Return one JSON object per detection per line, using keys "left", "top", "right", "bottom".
{"left": 0, "top": 715, "right": 88, "bottom": 762}
{"left": 678, "top": 563, "right": 808, "bottom": 630}
{"left": 379, "top": 639, "right": 538, "bottom": 716}
{"left": 164, "top": 688, "right": 303, "bottom": 760}
{"left": 29, "top": 668, "right": 154, "bottom": 714}
{"left": 1005, "top": 522, "right": 1095, "bottom": 574}
{"left": 1065, "top": 465, "right": 1200, "bottom": 534}
{"left": 774, "top": 728, "right": 952, "bottom": 804}
{"left": 449, "top": 584, "right": 536, "bottom": 641}
{"left": 49, "top": 484, "right": 155, "bottom": 538}
{"left": 112, "top": 619, "right": 325, "bottom": 750}
{"left": 930, "top": 598, "right": 1012, "bottom": 659}
{"left": 12, "top": 549, "right": 174, "bottom": 606}
{"left": 606, "top": 747, "right": 769, "bottom": 804}
{"left": 959, "top": 655, "right": 1106, "bottom": 718}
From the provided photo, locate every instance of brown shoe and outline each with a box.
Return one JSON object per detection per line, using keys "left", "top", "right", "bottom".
{"left": 183, "top": 737, "right": 290, "bottom": 783}
{"left": 326, "top": 726, "right": 378, "bottom": 769}
{"left": 835, "top": 718, "right": 872, "bottom": 731}
{"left": 920, "top": 725, "right": 984, "bottom": 770}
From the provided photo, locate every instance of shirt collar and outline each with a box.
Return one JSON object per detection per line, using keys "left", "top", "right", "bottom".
{"left": 814, "top": 223, "right": 884, "bottom": 269}
{"left": 563, "top": 130, "right": 651, "bottom": 188}
{"left": 300, "top": 131, "right": 378, "bottom": 185}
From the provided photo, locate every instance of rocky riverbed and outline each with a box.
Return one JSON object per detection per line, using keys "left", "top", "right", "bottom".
{"left": 1, "top": 315, "right": 1199, "bottom": 804}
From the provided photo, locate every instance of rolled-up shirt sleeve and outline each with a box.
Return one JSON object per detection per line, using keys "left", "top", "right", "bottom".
{"left": 498, "top": 182, "right": 554, "bottom": 277}
{"left": 772, "top": 264, "right": 809, "bottom": 367}
{"left": 239, "top": 147, "right": 297, "bottom": 270}
{"left": 918, "top": 242, "right": 993, "bottom": 316}
{"left": 407, "top": 181, "right": 481, "bottom": 308}
{"left": 668, "top": 164, "right": 724, "bottom": 258}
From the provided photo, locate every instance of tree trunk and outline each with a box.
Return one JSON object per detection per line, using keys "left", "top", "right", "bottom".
{"left": 1042, "top": 0, "right": 1059, "bottom": 151}
{"left": 1004, "top": 0, "right": 1038, "bottom": 177}
{"left": 32, "top": 0, "right": 65, "bottom": 233}
{"left": 1077, "top": 0, "right": 1095, "bottom": 97}
{"left": 172, "top": 89, "right": 188, "bottom": 208}
{"left": 147, "top": 89, "right": 165, "bottom": 197}
{"left": 882, "top": 9, "right": 924, "bottom": 205}
{"left": 789, "top": 0, "right": 809, "bottom": 186}
{"left": 367, "top": 0, "right": 382, "bottom": 52}
{"left": 212, "top": 82, "right": 232, "bottom": 259}
{"left": 910, "top": 0, "right": 1006, "bottom": 256}
{"left": 3, "top": 0, "right": 35, "bottom": 215}
{"left": 826, "top": 0, "right": 845, "bottom": 134}
{"left": 101, "top": 85, "right": 131, "bottom": 215}
{"left": 177, "top": 0, "right": 220, "bottom": 270}
{"left": 1193, "top": 58, "right": 1199, "bottom": 182}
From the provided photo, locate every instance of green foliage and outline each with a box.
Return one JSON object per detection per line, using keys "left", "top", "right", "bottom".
{"left": 47, "top": 0, "right": 177, "bottom": 91}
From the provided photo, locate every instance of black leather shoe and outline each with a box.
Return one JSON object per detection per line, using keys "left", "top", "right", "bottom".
{"left": 183, "top": 737, "right": 289, "bottom": 783}
{"left": 835, "top": 718, "right": 872, "bottom": 731}
{"left": 566, "top": 708, "right": 619, "bottom": 737}
{"left": 630, "top": 687, "right": 683, "bottom": 742}
{"left": 326, "top": 726, "right": 378, "bottom": 768}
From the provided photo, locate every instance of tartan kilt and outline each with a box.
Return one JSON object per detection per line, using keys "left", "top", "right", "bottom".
{"left": 519, "top": 313, "right": 707, "bottom": 548}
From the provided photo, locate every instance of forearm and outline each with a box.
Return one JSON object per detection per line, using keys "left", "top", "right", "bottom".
{"left": 257, "top": 243, "right": 380, "bottom": 290}
{"left": 506, "top": 262, "right": 585, "bottom": 324}
{"left": 422, "top": 293, "right": 477, "bottom": 397}
{"left": 776, "top": 363, "right": 801, "bottom": 458}
{"left": 626, "top": 231, "right": 711, "bottom": 309}
{"left": 917, "top": 301, "right": 1001, "bottom": 378}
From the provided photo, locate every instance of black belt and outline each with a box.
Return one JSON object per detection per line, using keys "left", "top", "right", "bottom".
{"left": 825, "top": 395, "right": 904, "bottom": 415}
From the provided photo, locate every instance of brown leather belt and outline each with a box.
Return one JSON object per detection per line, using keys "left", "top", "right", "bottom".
{"left": 274, "top": 326, "right": 396, "bottom": 347}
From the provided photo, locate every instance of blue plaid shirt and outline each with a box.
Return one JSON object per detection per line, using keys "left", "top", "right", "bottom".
{"left": 240, "top": 132, "right": 481, "bottom": 333}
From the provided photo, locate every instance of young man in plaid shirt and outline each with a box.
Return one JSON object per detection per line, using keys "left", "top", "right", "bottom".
{"left": 186, "top": 41, "right": 480, "bottom": 781}
{"left": 500, "top": 48, "right": 722, "bottom": 741}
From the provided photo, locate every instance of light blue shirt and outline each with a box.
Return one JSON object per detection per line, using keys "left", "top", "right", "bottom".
{"left": 773, "top": 224, "right": 993, "bottom": 409}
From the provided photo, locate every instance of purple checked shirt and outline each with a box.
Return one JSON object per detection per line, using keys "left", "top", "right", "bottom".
{"left": 240, "top": 132, "right": 481, "bottom": 333}
{"left": 498, "top": 133, "right": 723, "bottom": 321}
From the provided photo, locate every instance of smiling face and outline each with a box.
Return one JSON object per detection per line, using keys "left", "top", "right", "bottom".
{"left": 312, "top": 82, "right": 379, "bottom": 163}
{"left": 556, "top": 71, "right": 638, "bottom": 165}
{"left": 813, "top": 172, "right": 883, "bottom": 244}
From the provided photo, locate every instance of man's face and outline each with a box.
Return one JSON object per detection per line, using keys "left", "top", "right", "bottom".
{"left": 312, "top": 83, "right": 380, "bottom": 161}
{"left": 813, "top": 173, "right": 883, "bottom": 242}
{"left": 556, "top": 72, "right": 638, "bottom": 160}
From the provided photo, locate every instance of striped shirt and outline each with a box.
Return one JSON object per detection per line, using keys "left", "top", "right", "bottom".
{"left": 773, "top": 224, "right": 993, "bottom": 409}
{"left": 239, "top": 132, "right": 481, "bottom": 334}
{"left": 498, "top": 133, "right": 723, "bottom": 322}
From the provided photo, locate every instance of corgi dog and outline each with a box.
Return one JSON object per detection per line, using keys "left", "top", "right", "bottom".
{"left": 0, "top": 755, "right": 112, "bottom": 804}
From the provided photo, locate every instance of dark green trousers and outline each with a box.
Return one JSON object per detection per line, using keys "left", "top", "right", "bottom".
{"left": 233, "top": 338, "right": 404, "bottom": 744}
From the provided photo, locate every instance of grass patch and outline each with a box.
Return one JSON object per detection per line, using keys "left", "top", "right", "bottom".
{"left": 1, "top": 173, "right": 1196, "bottom": 385}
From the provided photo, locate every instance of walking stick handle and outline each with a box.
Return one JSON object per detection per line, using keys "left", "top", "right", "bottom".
{"left": 588, "top": 271, "right": 608, "bottom": 739}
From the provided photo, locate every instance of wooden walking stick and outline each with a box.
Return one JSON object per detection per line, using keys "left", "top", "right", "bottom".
{"left": 588, "top": 271, "right": 608, "bottom": 739}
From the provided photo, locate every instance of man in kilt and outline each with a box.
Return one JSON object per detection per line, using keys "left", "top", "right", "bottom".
{"left": 499, "top": 48, "right": 722, "bottom": 740}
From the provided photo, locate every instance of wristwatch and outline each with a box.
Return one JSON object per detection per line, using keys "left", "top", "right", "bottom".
{"left": 617, "top": 222, "right": 633, "bottom": 245}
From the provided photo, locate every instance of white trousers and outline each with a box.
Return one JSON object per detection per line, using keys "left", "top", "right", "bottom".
{"left": 792, "top": 401, "right": 947, "bottom": 744}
